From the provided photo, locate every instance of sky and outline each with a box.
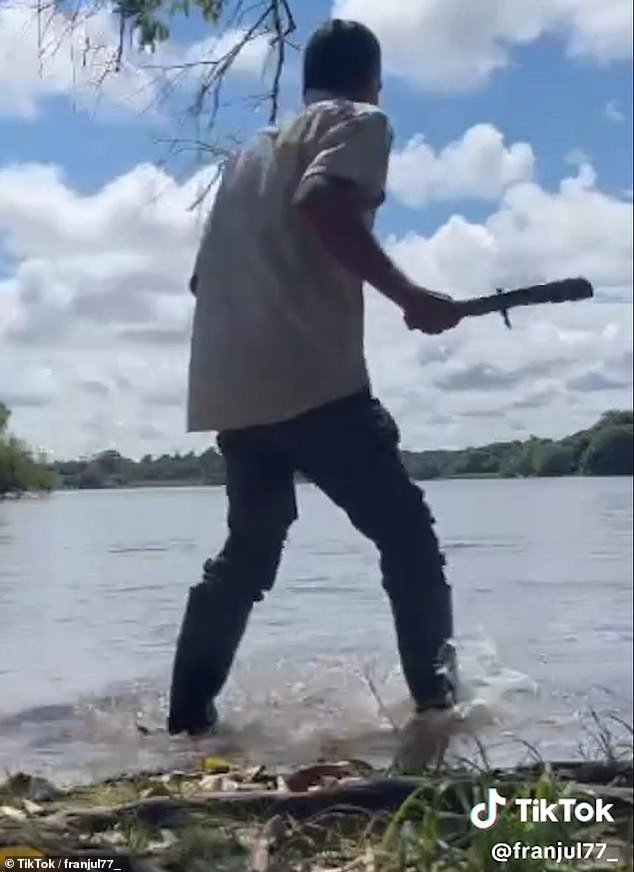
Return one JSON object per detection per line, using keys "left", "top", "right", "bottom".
{"left": 0, "top": 0, "right": 632, "bottom": 460}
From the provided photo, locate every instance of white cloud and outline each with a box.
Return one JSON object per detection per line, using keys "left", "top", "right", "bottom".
{"left": 0, "top": 159, "right": 218, "bottom": 364}
{"left": 487, "top": 163, "right": 632, "bottom": 288}
{"left": 561, "top": 0, "right": 633, "bottom": 61}
{"left": 384, "top": 162, "right": 632, "bottom": 296}
{"left": 0, "top": 138, "right": 632, "bottom": 459}
{"left": 605, "top": 100, "right": 626, "bottom": 123}
{"left": 168, "top": 29, "right": 271, "bottom": 78}
{"left": 365, "top": 159, "right": 633, "bottom": 447}
{"left": 333, "top": 0, "right": 633, "bottom": 91}
{"left": 0, "top": 0, "right": 270, "bottom": 119}
{"left": 388, "top": 124, "right": 535, "bottom": 208}
{"left": 0, "top": 159, "right": 219, "bottom": 457}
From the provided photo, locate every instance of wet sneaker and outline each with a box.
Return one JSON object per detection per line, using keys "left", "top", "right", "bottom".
{"left": 168, "top": 700, "right": 219, "bottom": 737}
{"left": 393, "top": 706, "right": 459, "bottom": 773}
{"left": 398, "top": 644, "right": 461, "bottom": 771}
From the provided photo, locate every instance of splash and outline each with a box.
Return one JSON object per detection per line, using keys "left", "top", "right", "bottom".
{"left": 0, "top": 636, "right": 581, "bottom": 783}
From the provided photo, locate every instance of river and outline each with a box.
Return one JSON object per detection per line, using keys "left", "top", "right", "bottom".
{"left": 1, "top": 477, "right": 632, "bottom": 783}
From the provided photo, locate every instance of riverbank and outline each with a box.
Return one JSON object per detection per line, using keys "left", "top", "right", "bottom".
{"left": 49, "top": 411, "right": 633, "bottom": 492}
{"left": 2, "top": 753, "right": 632, "bottom": 871}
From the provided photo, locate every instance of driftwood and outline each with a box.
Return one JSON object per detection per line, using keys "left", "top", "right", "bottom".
{"left": 36, "top": 771, "right": 633, "bottom": 832}
{"left": 80, "top": 758, "right": 632, "bottom": 792}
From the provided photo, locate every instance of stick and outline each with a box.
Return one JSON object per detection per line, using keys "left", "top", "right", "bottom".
{"left": 457, "top": 277, "right": 593, "bottom": 328}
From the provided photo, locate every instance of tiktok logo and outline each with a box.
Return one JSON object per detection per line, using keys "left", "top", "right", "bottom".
{"left": 469, "top": 788, "right": 508, "bottom": 829}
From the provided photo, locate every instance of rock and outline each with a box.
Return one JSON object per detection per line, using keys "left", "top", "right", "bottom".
{"left": 1, "top": 805, "right": 27, "bottom": 821}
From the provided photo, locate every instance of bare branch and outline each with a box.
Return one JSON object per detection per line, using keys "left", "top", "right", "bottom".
{"left": 31, "top": 0, "right": 299, "bottom": 207}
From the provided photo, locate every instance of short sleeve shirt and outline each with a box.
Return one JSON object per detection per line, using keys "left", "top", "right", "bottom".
{"left": 187, "top": 93, "right": 393, "bottom": 433}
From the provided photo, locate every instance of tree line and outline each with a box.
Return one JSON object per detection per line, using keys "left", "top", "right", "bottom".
{"left": 49, "top": 409, "right": 633, "bottom": 491}
{"left": 2, "top": 406, "right": 631, "bottom": 497}
{"left": 0, "top": 403, "right": 57, "bottom": 498}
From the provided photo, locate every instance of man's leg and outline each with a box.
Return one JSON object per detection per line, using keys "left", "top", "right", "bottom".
{"left": 285, "top": 391, "right": 455, "bottom": 711}
{"left": 168, "top": 428, "right": 297, "bottom": 735}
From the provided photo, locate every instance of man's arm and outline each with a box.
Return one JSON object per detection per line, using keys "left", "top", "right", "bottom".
{"left": 294, "top": 176, "right": 411, "bottom": 306}
{"left": 293, "top": 112, "right": 460, "bottom": 334}
{"left": 294, "top": 176, "right": 459, "bottom": 334}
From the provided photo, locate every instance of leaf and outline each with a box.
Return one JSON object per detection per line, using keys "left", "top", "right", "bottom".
{"left": 0, "top": 847, "right": 44, "bottom": 862}
{"left": 195, "top": 0, "right": 223, "bottom": 23}
{"left": 284, "top": 763, "right": 353, "bottom": 793}
{"left": 200, "top": 757, "right": 231, "bottom": 774}
{"left": 99, "top": 831, "right": 127, "bottom": 847}
{"left": 243, "top": 764, "right": 267, "bottom": 783}
{"left": 139, "top": 783, "right": 173, "bottom": 798}
{"left": 146, "top": 829, "right": 178, "bottom": 853}
{"left": 22, "top": 799, "right": 44, "bottom": 815}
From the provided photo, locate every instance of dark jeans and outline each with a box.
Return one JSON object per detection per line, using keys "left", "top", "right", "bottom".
{"left": 168, "top": 389, "right": 455, "bottom": 734}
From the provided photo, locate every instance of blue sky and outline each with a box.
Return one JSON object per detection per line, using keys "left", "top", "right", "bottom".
{"left": 4, "top": 4, "right": 632, "bottom": 223}
{"left": 0, "top": 0, "right": 632, "bottom": 458}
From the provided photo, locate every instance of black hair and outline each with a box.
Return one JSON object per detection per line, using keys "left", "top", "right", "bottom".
{"left": 303, "top": 19, "right": 381, "bottom": 96}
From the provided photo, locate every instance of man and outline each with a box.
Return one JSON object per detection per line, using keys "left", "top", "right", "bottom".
{"left": 168, "top": 18, "right": 462, "bottom": 738}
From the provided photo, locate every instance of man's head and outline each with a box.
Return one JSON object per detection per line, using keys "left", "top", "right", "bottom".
{"left": 303, "top": 19, "right": 382, "bottom": 105}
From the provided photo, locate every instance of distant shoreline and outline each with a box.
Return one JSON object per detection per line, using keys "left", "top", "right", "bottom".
{"left": 3, "top": 409, "right": 632, "bottom": 497}
{"left": 50, "top": 411, "right": 634, "bottom": 491}
{"left": 35, "top": 471, "right": 631, "bottom": 496}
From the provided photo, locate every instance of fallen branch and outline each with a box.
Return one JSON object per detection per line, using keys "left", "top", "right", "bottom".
{"left": 35, "top": 772, "right": 633, "bottom": 832}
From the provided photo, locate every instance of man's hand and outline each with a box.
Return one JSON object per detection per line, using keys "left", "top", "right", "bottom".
{"left": 401, "top": 287, "right": 462, "bottom": 335}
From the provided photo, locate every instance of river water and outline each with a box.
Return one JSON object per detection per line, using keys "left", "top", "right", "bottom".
{"left": 0, "top": 477, "right": 632, "bottom": 784}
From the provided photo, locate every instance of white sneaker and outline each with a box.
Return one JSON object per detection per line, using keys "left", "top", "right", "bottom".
{"left": 393, "top": 706, "right": 462, "bottom": 773}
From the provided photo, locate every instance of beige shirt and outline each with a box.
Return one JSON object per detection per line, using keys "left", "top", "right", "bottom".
{"left": 187, "top": 92, "right": 393, "bottom": 433}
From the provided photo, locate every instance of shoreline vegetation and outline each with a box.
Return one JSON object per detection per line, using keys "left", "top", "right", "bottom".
{"left": 1, "top": 747, "right": 632, "bottom": 871}
{"left": 1, "top": 407, "right": 631, "bottom": 498}
{"left": 0, "top": 404, "right": 57, "bottom": 499}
